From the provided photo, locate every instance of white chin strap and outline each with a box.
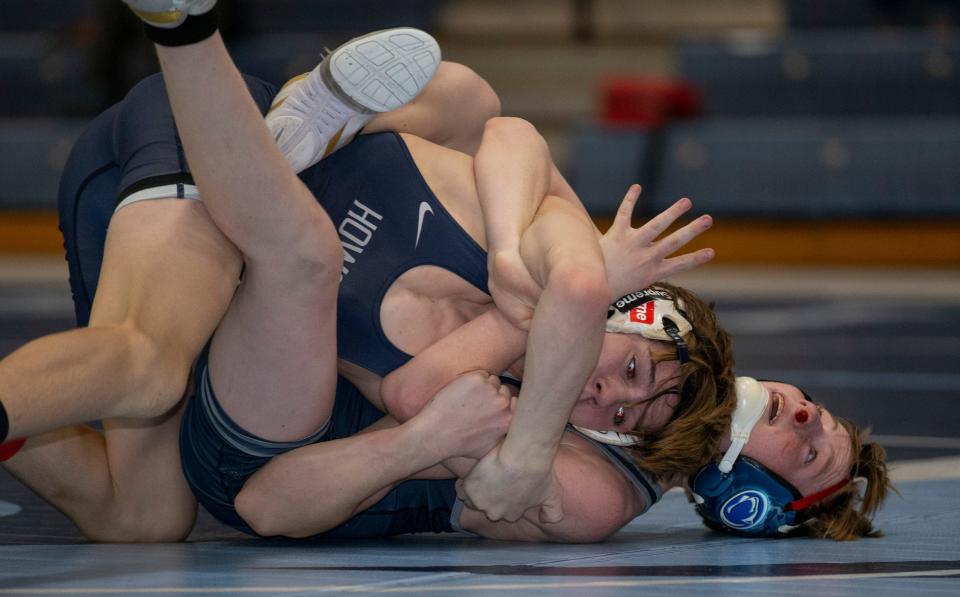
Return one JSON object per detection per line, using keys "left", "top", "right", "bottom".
{"left": 572, "top": 427, "right": 643, "bottom": 446}
{"left": 718, "top": 377, "right": 769, "bottom": 473}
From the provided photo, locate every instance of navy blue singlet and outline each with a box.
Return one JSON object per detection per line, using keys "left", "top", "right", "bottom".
{"left": 300, "top": 132, "right": 489, "bottom": 376}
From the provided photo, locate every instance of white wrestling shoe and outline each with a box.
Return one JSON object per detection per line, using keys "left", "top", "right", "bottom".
{"left": 267, "top": 28, "right": 441, "bottom": 173}
{"left": 122, "top": 0, "right": 217, "bottom": 28}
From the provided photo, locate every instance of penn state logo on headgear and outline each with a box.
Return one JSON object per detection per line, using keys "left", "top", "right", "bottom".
{"left": 719, "top": 489, "right": 770, "bottom": 530}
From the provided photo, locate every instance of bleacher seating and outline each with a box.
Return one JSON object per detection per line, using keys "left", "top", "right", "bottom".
{"left": 231, "top": 34, "right": 337, "bottom": 87}
{"left": 0, "top": 34, "right": 103, "bottom": 116}
{"left": 0, "top": 119, "right": 86, "bottom": 209}
{"left": 593, "top": 0, "right": 783, "bottom": 39}
{"left": 572, "top": 118, "right": 960, "bottom": 217}
{"left": 678, "top": 31, "right": 960, "bottom": 116}
{"left": 0, "top": 1, "right": 96, "bottom": 32}
{"left": 564, "top": 27, "right": 960, "bottom": 219}
{"left": 233, "top": 0, "right": 444, "bottom": 36}
{"left": 784, "top": 0, "right": 882, "bottom": 28}
{"left": 658, "top": 118, "right": 960, "bottom": 217}
{"left": 568, "top": 125, "right": 652, "bottom": 214}
{"left": 784, "top": 0, "right": 960, "bottom": 29}
{"left": 1, "top": 0, "right": 958, "bottom": 224}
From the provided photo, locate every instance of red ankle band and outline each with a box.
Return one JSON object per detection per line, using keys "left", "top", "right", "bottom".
{"left": 0, "top": 438, "right": 26, "bottom": 462}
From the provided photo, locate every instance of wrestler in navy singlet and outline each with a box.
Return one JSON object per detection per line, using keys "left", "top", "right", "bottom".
{"left": 58, "top": 73, "right": 663, "bottom": 540}
{"left": 57, "top": 73, "right": 463, "bottom": 539}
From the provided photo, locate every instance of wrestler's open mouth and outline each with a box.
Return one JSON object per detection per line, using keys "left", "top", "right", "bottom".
{"left": 769, "top": 392, "right": 784, "bottom": 424}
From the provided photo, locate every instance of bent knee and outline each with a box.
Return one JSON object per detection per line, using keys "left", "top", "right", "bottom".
{"left": 483, "top": 116, "right": 539, "bottom": 140}
{"left": 429, "top": 62, "right": 501, "bottom": 153}
{"left": 101, "top": 325, "right": 194, "bottom": 420}
{"left": 439, "top": 62, "right": 501, "bottom": 121}
{"left": 250, "top": 207, "right": 343, "bottom": 287}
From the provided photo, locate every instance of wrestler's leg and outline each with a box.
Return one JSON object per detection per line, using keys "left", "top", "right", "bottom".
{"left": 0, "top": 203, "right": 238, "bottom": 440}
{"left": 362, "top": 62, "right": 501, "bottom": 155}
{"left": 4, "top": 406, "right": 190, "bottom": 542}
{"left": 3, "top": 199, "right": 241, "bottom": 541}
{"left": 149, "top": 32, "right": 343, "bottom": 441}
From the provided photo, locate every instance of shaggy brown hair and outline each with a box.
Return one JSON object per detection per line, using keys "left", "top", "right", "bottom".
{"left": 622, "top": 283, "right": 738, "bottom": 478}
{"left": 787, "top": 418, "right": 894, "bottom": 540}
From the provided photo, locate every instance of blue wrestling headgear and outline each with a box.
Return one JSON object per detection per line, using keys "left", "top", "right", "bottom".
{"left": 690, "top": 377, "right": 848, "bottom": 537}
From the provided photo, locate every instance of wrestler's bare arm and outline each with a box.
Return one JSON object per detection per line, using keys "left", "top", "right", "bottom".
{"left": 458, "top": 197, "right": 611, "bottom": 524}
{"left": 474, "top": 116, "right": 715, "bottom": 321}
{"left": 453, "top": 439, "right": 647, "bottom": 543}
{"left": 381, "top": 308, "right": 526, "bottom": 422}
{"left": 239, "top": 371, "right": 643, "bottom": 544}
{"left": 235, "top": 372, "right": 512, "bottom": 538}
{"left": 473, "top": 117, "right": 586, "bottom": 329}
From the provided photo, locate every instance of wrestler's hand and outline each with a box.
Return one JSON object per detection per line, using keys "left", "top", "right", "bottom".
{"left": 488, "top": 249, "right": 542, "bottom": 331}
{"left": 457, "top": 446, "right": 564, "bottom": 523}
{"left": 599, "top": 185, "right": 715, "bottom": 300}
{"left": 418, "top": 372, "right": 514, "bottom": 461}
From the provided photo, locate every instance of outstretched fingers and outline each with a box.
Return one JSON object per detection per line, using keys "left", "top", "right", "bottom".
{"left": 610, "top": 184, "right": 643, "bottom": 232}
{"left": 638, "top": 197, "right": 694, "bottom": 242}
{"left": 655, "top": 213, "right": 713, "bottom": 258}
{"left": 649, "top": 210, "right": 715, "bottom": 278}
{"left": 659, "top": 248, "right": 716, "bottom": 279}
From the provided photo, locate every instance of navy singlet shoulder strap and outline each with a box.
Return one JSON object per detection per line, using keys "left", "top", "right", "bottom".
{"left": 301, "top": 132, "right": 489, "bottom": 377}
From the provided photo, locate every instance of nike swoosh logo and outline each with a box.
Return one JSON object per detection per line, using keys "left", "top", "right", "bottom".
{"left": 415, "top": 201, "right": 433, "bottom": 248}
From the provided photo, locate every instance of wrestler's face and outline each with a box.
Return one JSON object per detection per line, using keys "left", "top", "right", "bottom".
{"left": 569, "top": 333, "right": 680, "bottom": 433}
{"left": 732, "top": 382, "right": 853, "bottom": 496}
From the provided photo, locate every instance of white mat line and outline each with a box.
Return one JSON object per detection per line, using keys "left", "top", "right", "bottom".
{"left": 2, "top": 568, "right": 958, "bottom": 594}
{"left": 890, "top": 455, "right": 960, "bottom": 482}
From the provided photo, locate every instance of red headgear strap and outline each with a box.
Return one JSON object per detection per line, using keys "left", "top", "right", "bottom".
{"left": 786, "top": 478, "right": 849, "bottom": 512}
